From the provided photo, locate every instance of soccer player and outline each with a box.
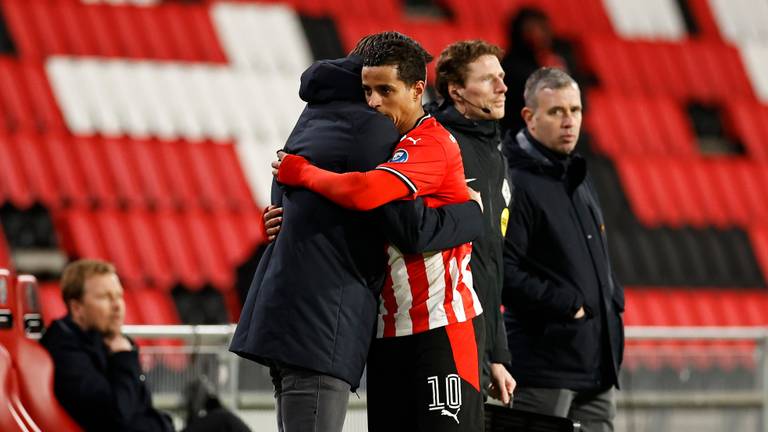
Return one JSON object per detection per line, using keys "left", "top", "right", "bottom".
{"left": 275, "top": 32, "right": 484, "bottom": 431}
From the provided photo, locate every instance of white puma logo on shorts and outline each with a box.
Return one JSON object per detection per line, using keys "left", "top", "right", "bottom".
{"left": 440, "top": 407, "right": 460, "bottom": 424}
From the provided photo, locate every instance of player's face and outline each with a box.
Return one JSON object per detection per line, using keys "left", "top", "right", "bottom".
{"left": 362, "top": 65, "right": 424, "bottom": 134}
{"left": 453, "top": 54, "right": 507, "bottom": 120}
{"left": 523, "top": 84, "right": 582, "bottom": 155}
{"left": 71, "top": 273, "right": 125, "bottom": 336}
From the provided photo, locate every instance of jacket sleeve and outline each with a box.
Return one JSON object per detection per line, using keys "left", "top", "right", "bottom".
{"left": 488, "top": 311, "right": 511, "bottom": 364}
{"left": 377, "top": 198, "right": 483, "bottom": 254}
{"left": 49, "top": 340, "right": 148, "bottom": 429}
{"left": 502, "top": 185, "right": 584, "bottom": 320}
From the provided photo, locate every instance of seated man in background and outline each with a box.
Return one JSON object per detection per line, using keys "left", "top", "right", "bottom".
{"left": 41, "top": 259, "right": 249, "bottom": 432}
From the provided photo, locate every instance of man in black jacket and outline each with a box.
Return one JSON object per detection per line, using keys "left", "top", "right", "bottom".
{"left": 230, "top": 34, "right": 483, "bottom": 432}
{"left": 41, "top": 259, "right": 249, "bottom": 432}
{"left": 42, "top": 259, "right": 173, "bottom": 432}
{"left": 502, "top": 67, "right": 623, "bottom": 432}
{"left": 429, "top": 40, "right": 517, "bottom": 405}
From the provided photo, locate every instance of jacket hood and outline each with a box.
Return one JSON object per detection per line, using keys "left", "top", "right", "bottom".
{"left": 427, "top": 101, "right": 501, "bottom": 144}
{"left": 299, "top": 55, "right": 365, "bottom": 104}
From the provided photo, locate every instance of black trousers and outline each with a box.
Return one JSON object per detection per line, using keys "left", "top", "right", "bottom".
{"left": 367, "top": 316, "right": 485, "bottom": 432}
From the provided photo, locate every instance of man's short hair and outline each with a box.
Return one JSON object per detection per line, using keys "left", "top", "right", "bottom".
{"left": 61, "top": 259, "right": 116, "bottom": 306}
{"left": 523, "top": 67, "right": 578, "bottom": 109}
{"left": 354, "top": 31, "right": 433, "bottom": 86}
{"left": 435, "top": 40, "right": 504, "bottom": 101}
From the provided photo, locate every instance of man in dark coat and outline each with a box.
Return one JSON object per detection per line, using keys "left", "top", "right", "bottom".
{"left": 41, "top": 260, "right": 251, "bottom": 432}
{"left": 41, "top": 259, "right": 175, "bottom": 432}
{"left": 429, "top": 39, "right": 516, "bottom": 404}
{"left": 502, "top": 67, "right": 624, "bottom": 432}
{"left": 229, "top": 36, "right": 483, "bottom": 432}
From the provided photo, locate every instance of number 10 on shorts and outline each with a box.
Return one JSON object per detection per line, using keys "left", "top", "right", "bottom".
{"left": 427, "top": 374, "right": 462, "bottom": 411}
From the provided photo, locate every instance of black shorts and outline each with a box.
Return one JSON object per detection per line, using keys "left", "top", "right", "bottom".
{"left": 367, "top": 316, "right": 485, "bottom": 432}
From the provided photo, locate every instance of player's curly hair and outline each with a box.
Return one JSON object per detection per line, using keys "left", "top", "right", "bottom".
{"left": 351, "top": 31, "right": 433, "bottom": 86}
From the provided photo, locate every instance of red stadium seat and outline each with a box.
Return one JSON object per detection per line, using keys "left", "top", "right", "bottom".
{"left": 156, "top": 139, "right": 199, "bottom": 209}
{"left": 0, "top": 132, "right": 34, "bottom": 209}
{"left": 100, "top": 137, "right": 145, "bottom": 209}
{"left": 94, "top": 210, "right": 144, "bottom": 289}
{"left": 56, "top": 1, "right": 96, "bottom": 56}
{"left": 1, "top": 0, "right": 42, "bottom": 59}
{"left": 0, "top": 58, "right": 35, "bottom": 133}
{"left": 124, "top": 209, "right": 176, "bottom": 290}
{"left": 70, "top": 136, "right": 119, "bottom": 208}
{"left": 40, "top": 134, "right": 88, "bottom": 207}
{"left": 0, "top": 345, "right": 33, "bottom": 432}
{"left": 154, "top": 209, "right": 206, "bottom": 289}
{"left": 0, "top": 272, "right": 81, "bottom": 432}
{"left": 184, "top": 209, "right": 234, "bottom": 291}
{"left": 10, "top": 132, "right": 58, "bottom": 208}
{"left": 184, "top": 142, "right": 228, "bottom": 210}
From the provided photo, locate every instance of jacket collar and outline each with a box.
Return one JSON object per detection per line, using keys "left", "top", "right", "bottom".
{"left": 514, "top": 129, "right": 587, "bottom": 192}
{"left": 429, "top": 101, "right": 500, "bottom": 145}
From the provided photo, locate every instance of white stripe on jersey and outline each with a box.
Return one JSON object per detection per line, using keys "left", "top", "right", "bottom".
{"left": 448, "top": 257, "right": 467, "bottom": 322}
{"left": 384, "top": 245, "right": 414, "bottom": 337}
{"left": 424, "top": 251, "right": 449, "bottom": 331}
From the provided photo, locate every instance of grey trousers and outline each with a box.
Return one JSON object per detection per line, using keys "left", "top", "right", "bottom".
{"left": 511, "top": 386, "right": 616, "bottom": 432}
{"left": 270, "top": 365, "right": 351, "bottom": 432}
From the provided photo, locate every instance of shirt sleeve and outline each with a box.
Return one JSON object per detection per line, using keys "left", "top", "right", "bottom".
{"left": 375, "top": 135, "right": 447, "bottom": 198}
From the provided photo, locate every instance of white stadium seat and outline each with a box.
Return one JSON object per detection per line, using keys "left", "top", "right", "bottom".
{"left": 603, "top": 0, "right": 686, "bottom": 39}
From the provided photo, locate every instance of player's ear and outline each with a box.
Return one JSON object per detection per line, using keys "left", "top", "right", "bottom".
{"left": 411, "top": 80, "right": 425, "bottom": 101}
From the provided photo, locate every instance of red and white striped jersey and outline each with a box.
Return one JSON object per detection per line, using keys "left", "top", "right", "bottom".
{"left": 375, "top": 114, "right": 483, "bottom": 338}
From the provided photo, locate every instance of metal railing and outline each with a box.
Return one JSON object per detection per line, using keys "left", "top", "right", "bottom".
{"left": 123, "top": 325, "right": 768, "bottom": 432}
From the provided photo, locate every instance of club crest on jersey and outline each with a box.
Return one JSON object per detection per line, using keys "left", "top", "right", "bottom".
{"left": 390, "top": 149, "right": 409, "bottom": 163}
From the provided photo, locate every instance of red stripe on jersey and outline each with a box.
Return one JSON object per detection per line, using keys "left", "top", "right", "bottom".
{"left": 446, "top": 319, "right": 480, "bottom": 391}
{"left": 456, "top": 244, "right": 476, "bottom": 317}
{"left": 406, "top": 254, "right": 430, "bottom": 334}
{"left": 381, "top": 265, "right": 397, "bottom": 338}
{"left": 441, "top": 250, "right": 457, "bottom": 325}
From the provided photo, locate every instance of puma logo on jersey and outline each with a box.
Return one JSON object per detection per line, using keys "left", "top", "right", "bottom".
{"left": 404, "top": 137, "right": 422, "bottom": 145}
{"left": 441, "top": 407, "right": 460, "bottom": 424}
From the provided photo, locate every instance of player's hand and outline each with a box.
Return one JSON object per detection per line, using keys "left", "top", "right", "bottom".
{"left": 263, "top": 205, "right": 283, "bottom": 242}
{"left": 103, "top": 333, "right": 133, "bottom": 353}
{"left": 574, "top": 306, "right": 586, "bottom": 319}
{"left": 273, "top": 151, "right": 309, "bottom": 186}
{"left": 488, "top": 363, "right": 516, "bottom": 405}
{"left": 467, "top": 187, "right": 483, "bottom": 213}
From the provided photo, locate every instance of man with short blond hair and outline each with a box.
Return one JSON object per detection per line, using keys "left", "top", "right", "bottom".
{"left": 42, "top": 259, "right": 175, "bottom": 432}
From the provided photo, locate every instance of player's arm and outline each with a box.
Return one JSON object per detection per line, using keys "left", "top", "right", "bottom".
{"left": 273, "top": 151, "right": 411, "bottom": 211}
{"left": 378, "top": 188, "right": 483, "bottom": 254}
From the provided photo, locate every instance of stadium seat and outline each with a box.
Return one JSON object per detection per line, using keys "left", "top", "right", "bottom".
{"left": 0, "top": 133, "right": 34, "bottom": 209}
{"left": 0, "top": 345, "right": 32, "bottom": 432}
{"left": 94, "top": 210, "right": 144, "bottom": 289}
{"left": 9, "top": 133, "right": 56, "bottom": 208}
{"left": 154, "top": 209, "right": 206, "bottom": 290}
{"left": 602, "top": 0, "right": 686, "bottom": 39}
{"left": 0, "top": 272, "right": 81, "bottom": 432}
{"left": 39, "top": 133, "right": 89, "bottom": 208}
{"left": 123, "top": 209, "right": 175, "bottom": 290}
{"left": 70, "top": 136, "right": 119, "bottom": 208}
{"left": 708, "top": 0, "right": 768, "bottom": 44}
{"left": 100, "top": 136, "right": 146, "bottom": 209}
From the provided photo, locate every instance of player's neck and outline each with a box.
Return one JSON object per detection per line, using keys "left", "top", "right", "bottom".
{"left": 398, "top": 105, "right": 426, "bottom": 135}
